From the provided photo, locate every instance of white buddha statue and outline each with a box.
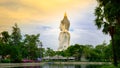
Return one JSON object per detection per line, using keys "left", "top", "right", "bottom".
{"left": 58, "top": 13, "right": 70, "bottom": 51}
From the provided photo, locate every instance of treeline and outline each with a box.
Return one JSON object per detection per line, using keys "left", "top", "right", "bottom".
{"left": 0, "top": 24, "right": 120, "bottom": 63}
{"left": 45, "top": 42, "right": 112, "bottom": 62}
{"left": 0, "top": 24, "right": 42, "bottom": 62}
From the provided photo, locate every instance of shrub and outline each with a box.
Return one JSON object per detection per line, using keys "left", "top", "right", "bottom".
{"left": 1, "top": 59, "right": 11, "bottom": 63}
{"left": 101, "top": 64, "right": 120, "bottom": 68}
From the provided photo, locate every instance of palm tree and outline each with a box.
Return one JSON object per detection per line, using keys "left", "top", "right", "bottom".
{"left": 95, "top": 0, "right": 120, "bottom": 66}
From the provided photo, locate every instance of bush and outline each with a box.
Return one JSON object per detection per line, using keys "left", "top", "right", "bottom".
{"left": 101, "top": 64, "right": 120, "bottom": 68}
{"left": 11, "top": 55, "right": 22, "bottom": 63}
{"left": 1, "top": 59, "right": 11, "bottom": 63}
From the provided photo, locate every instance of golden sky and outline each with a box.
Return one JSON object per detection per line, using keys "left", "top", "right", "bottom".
{"left": 0, "top": 0, "right": 96, "bottom": 26}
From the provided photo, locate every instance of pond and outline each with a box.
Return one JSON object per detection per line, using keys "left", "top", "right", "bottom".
{"left": 10, "top": 64, "right": 105, "bottom": 68}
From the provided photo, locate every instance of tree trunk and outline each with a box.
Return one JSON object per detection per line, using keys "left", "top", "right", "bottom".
{"left": 110, "top": 26, "right": 118, "bottom": 66}
{"left": 116, "top": 16, "right": 120, "bottom": 25}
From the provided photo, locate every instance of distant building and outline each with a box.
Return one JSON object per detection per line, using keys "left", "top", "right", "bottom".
{"left": 43, "top": 55, "right": 75, "bottom": 61}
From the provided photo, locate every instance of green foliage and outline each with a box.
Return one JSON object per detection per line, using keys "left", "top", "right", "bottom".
{"left": 0, "top": 24, "right": 42, "bottom": 63}
{"left": 24, "top": 34, "right": 40, "bottom": 59}
{"left": 1, "top": 59, "right": 11, "bottom": 63}
{"left": 114, "top": 26, "right": 120, "bottom": 62}
{"left": 1, "top": 31, "right": 10, "bottom": 44}
{"left": 104, "top": 43, "right": 112, "bottom": 61}
{"left": 45, "top": 48, "right": 55, "bottom": 57}
{"left": 101, "top": 65, "right": 115, "bottom": 68}
{"left": 39, "top": 48, "right": 45, "bottom": 57}
{"left": 101, "top": 64, "right": 120, "bottom": 68}
{"left": 83, "top": 45, "right": 94, "bottom": 60}
{"left": 0, "top": 23, "right": 119, "bottom": 63}
{"left": 55, "top": 42, "right": 113, "bottom": 62}
{"left": 10, "top": 46, "right": 22, "bottom": 62}
{"left": 65, "top": 44, "right": 84, "bottom": 61}
{"left": 95, "top": 0, "right": 120, "bottom": 24}
{"left": 95, "top": 0, "right": 120, "bottom": 66}
{"left": 11, "top": 23, "right": 22, "bottom": 45}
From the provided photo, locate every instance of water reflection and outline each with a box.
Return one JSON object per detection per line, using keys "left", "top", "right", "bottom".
{"left": 12, "top": 64, "right": 103, "bottom": 68}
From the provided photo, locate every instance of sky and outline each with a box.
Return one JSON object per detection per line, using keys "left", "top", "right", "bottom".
{"left": 0, "top": 0, "right": 110, "bottom": 50}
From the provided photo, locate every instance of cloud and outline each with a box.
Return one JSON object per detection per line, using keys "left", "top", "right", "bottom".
{"left": 0, "top": 0, "right": 96, "bottom": 23}
{"left": 70, "top": 28, "right": 110, "bottom": 46}
{"left": 0, "top": 0, "right": 97, "bottom": 31}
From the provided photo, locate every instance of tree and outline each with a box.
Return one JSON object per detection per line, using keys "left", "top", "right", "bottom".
{"left": 38, "top": 48, "right": 45, "bottom": 58}
{"left": 114, "top": 26, "right": 120, "bottom": 62}
{"left": 104, "top": 42, "right": 113, "bottom": 61}
{"left": 0, "top": 31, "right": 11, "bottom": 61}
{"left": 83, "top": 45, "right": 94, "bottom": 61}
{"left": 10, "top": 45, "right": 22, "bottom": 62}
{"left": 95, "top": 0, "right": 120, "bottom": 66}
{"left": 1, "top": 31, "right": 10, "bottom": 44}
{"left": 24, "top": 34, "right": 40, "bottom": 59}
{"left": 65, "top": 44, "right": 84, "bottom": 61}
{"left": 94, "top": 42, "right": 107, "bottom": 61}
{"left": 45, "top": 48, "right": 55, "bottom": 57}
{"left": 11, "top": 23, "right": 22, "bottom": 45}
{"left": 9, "top": 23, "right": 23, "bottom": 62}
{"left": 0, "top": 24, "right": 42, "bottom": 62}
